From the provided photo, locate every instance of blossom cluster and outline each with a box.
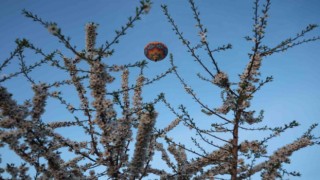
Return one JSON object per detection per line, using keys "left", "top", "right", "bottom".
{"left": 213, "top": 71, "right": 229, "bottom": 88}
{"left": 85, "top": 23, "right": 97, "bottom": 53}
{"left": 130, "top": 110, "right": 157, "bottom": 178}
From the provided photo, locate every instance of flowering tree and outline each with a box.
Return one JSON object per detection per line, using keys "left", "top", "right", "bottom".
{"left": 0, "top": 0, "right": 319, "bottom": 179}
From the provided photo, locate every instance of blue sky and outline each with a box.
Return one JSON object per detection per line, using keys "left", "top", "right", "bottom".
{"left": 1, "top": 0, "right": 320, "bottom": 179}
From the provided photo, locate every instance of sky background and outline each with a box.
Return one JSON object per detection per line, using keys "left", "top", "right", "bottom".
{"left": 0, "top": 0, "right": 320, "bottom": 179}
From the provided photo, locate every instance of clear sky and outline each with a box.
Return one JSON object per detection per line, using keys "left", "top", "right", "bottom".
{"left": 1, "top": 0, "right": 320, "bottom": 179}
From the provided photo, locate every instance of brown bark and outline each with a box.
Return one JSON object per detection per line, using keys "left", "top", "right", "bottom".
{"left": 231, "top": 99, "right": 243, "bottom": 180}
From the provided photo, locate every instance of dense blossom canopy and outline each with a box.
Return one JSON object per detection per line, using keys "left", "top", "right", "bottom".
{"left": 0, "top": 0, "right": 319, "bottom": 179}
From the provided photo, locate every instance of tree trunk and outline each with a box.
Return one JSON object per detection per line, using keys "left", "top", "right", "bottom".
{"left": 231, "top": 108, "right": 242, "bottom": 180}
